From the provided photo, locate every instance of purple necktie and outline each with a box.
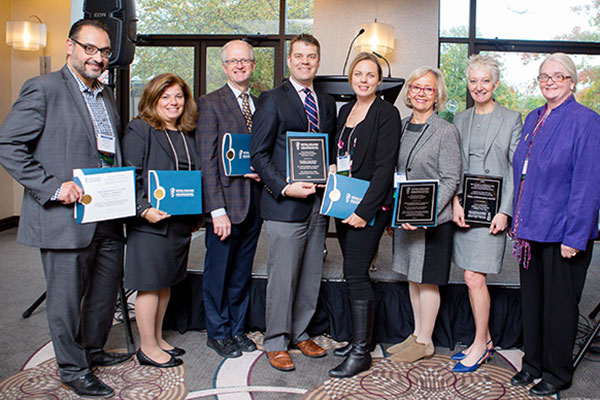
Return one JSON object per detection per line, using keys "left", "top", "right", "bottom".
{"left": 303, "top": 88, "right": 319, "bottom": 133}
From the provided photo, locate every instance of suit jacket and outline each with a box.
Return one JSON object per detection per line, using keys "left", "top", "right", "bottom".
{"left": 335, "top": 97, "right": 401, "bottom": 222}
{"left": 400, "top": 113, "right": 462, "bottom": 225}
{"left": 0, "top": 65, "right": 122, "bottom": 249}
{"left": 196, "top": 85, "right": 259, "bottom": 225}
{"left": 122, "top": 118, "right": 200, "bottom": 235}
{"left": 250, "top": 80, "right": 336, "bottom": 222}
{"left": 453, "top": 103, "right": 522, "bottom": 216}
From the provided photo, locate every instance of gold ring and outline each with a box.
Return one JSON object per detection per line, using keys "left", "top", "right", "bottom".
{"left": 571, "top": 252, "right": 576, "bottom": 256}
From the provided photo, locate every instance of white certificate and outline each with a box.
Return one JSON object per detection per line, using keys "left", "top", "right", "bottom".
{"left": 73, "top": 167, "right": 136, "bottom": 224}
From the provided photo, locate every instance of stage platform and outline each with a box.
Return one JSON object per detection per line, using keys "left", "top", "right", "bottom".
{"left": 164, "top": 224, "right": 523, "bottom": 350}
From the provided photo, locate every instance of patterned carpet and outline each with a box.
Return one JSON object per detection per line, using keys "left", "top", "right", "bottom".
{"left": 0, "top": 336, "right": 554, "bottom": 400}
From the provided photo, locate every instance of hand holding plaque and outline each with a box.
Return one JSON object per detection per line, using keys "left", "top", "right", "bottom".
{"left": 461, "top": 174, "right": 502, "bottom": 226}
{"left": 286, "top": 132, "right": 329, "bottom": 184}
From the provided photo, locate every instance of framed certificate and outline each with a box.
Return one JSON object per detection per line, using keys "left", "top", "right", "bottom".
{"left": 73, "top": 167, "right": 136, "bottom": 224}
{"left": 148, "top": 170, "right": 203, "bottom": 215}
{"left": 286, "top": 132, "right": 329, "bottom": 184}
{"left": 221, "top": 132, "right": 252, "bottom": 176}
{"left": 462, "top": 174, "right": 503, "bottom": 226}
{"left": 392, "top": 180, "right": 439, "bottom": 227}
{"left": 320, "top": 173, "right": 374, "bottom": 225}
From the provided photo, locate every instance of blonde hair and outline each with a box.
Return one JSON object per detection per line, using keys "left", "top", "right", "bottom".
{"left": 401, "top": 66, "right": 448, "bottom": 111}
{"left": 467, "top": 54, "right": 500, "bottom": 83}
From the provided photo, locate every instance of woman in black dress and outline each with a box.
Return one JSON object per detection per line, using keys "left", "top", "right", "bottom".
{"left": 123, "top": 73, "right": 199, "bottom": 368}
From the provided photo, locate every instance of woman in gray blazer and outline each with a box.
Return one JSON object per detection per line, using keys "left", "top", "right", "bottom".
{"left": 451, "top": 55, "right": 522, "bottom": 373}
{"left": 388, "top": 67, "right": 461, "bottom": 363}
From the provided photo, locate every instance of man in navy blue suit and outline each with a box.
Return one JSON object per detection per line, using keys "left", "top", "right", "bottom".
{"left": 196, "top": 40, "right": 262, "bottom": 358}
{"left": 250, "top": 34, "right": 336, "bottom": 371}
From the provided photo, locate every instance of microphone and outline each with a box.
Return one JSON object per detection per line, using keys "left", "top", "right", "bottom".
{"left": 372, "top": 51, "right": 392, "bottom": 78}
{"left": 342, "top": 28, "right": 365, "bottom": 75}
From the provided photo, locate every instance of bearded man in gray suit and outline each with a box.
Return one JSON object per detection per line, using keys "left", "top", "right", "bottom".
{"left": 0, "top": 19, "right": 130, "bottom": 398}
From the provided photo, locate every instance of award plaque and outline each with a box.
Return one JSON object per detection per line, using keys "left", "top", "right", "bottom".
{"left": 462, "top": 174, "right": 503, "bottom": 226}
{"left": 392, "top": 180, "right": 439, "bottom": 227}
{"left": 286, "top": 132, "right": 329, "bottom": 184}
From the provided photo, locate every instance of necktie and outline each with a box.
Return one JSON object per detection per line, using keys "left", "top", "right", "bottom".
{"left": 303, "top": 88, "right": 319, "bottom": 133}
{"left": 240, "top": 92, "right": 253, "bottom": 133}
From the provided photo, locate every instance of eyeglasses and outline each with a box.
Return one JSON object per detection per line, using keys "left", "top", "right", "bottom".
{"left": 409, "top": 85, "right": 436, "bottom": 95}
{"left": 537, "top": 73, "right": 571, "bottom": 83}
{"left": 70, "top": 38, "right": 112, "bottom": 59}
{"left": 224, "top": 58, "right": 255, "bottom": 65}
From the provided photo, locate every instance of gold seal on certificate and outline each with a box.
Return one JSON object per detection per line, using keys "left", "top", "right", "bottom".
{"left": 286, "top": 132, "right": 329, "bottom": 184}
{"left": 392, "top": 180, "right": 439, "bottom": 227}
{"left": 81, "top": 194, "right": 93, "bottom": 205}
{"left": 462, "top": 174, "right": 503, "bottom": 226}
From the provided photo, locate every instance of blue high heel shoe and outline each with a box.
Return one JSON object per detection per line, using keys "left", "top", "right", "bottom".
{"left": 452, "top": 347, "right": 491, "bottom": 373}
{"left": 451, "top": 339, "right": 493, "bottom": 361}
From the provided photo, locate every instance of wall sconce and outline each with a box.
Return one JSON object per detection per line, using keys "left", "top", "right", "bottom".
{"left": 6, "top": 16, "right": 50, "bottom": 75}
{"left": 353, "top": 21, "right": 395, "bottom": 57}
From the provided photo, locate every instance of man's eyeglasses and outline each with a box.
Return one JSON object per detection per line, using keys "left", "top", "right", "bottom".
{"left": 537, "top": 73, "right": 571, "bottom": 83}
{"left": 223, "top": 58, "right": 255, "bottom": 66}
{"left": 408, "top": 85, "right": 436, "bottom": 95}
{"left": 70, "top": 38, "right": 112, "bottom": 59}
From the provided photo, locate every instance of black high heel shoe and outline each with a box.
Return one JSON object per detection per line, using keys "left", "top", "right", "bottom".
{"left": 136, "top": 348, "right": 183, "bottom": 368}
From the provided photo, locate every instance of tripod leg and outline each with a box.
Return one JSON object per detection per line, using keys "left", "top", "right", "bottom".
{"left": 573, "top": 317, "right": 600, "bottom": 370}
{"left": 119, "top": 285, "right": 136, "bottom": 354}
{"left": 22, "top": 292, "right": 47, "bottom": 318}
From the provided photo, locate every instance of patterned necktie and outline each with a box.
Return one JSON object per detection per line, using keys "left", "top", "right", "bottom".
{"left": 240, "top": 92, "right": 253, "bottom": 133}
{"left": 303, "top": 88, "right": 319, "bottom": 133}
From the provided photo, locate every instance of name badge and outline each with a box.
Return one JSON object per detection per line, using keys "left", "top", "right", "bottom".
{"left": 394, "top": 172, "right": 407, "bottom": 188}
{"left": 97, "top": 134, "right": 116, "bottom": 154}
{"left": 337, "top": 155, "right": 351, "bottom": 176}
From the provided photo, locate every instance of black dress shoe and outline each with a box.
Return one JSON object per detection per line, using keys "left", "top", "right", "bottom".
{"left": 89, "top": 350, "right": 133, "bottom": 366}
{"left": 233, "top": 334, "right": 257, "bottom": 352}
{"left": 136, "top": 348, "right": 183, "bottom": 368}
{"left": 163, "top": 347, "right": 186, "bottom": 357}
{"left": 529, "top": 380, "right": 571, "bottom": 396}
{"left": 510, "top": 370, "right": 538, "bottom": 386}
{"left": 207, "top": 337, "right": 242, "bottom": 358}
{"left": 62, "top": 372, "right": 113, "bottom": 398}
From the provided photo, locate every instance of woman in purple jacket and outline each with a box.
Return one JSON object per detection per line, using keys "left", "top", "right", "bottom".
{"left": 509, "top": 53, "right": 600, "bottom": 397}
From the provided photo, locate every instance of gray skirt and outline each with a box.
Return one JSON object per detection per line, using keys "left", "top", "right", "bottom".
{"left": 392, "top": 221, "right": 454, "bottom": 285}
{"left": 453, "top": 226, "right": 506, "bottom": 274}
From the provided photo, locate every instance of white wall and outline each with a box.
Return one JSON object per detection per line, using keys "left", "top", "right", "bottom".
{"left": 314, "top": 0, "right": 439, "bottom": 116}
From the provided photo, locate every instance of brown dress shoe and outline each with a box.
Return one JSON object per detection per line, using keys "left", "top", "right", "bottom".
{"left": 267, "top": 351, "right": 295, "bottom": 371}
{"left": 295, "top": 339, "right": 327, "bottom": 358}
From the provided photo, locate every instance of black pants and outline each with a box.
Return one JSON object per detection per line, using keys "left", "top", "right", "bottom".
{"left": 335, "top": 209, "right": 391, "bottom": 300}
{"left": 519, "top": 240, "right": 593, "bottom": 386}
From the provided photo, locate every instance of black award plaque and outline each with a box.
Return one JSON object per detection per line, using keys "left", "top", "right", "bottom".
{"left": 462, "top": 174, "right": 503, "bottom": 226}
{"left": 392, "top": 180, "right": 439, "bottom": 227}
{"left": 286, "top": 132, "right": 329, "bottom": 184}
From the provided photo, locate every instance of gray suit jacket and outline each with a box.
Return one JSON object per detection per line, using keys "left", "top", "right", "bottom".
{"left": 0, "top": 65, "right": 122, "bottom": 249}
{"left": 453, "top": 104, "right": 522, "bottom": 216}
{"left": 400, "top": 113, "right": 462, "bottom": 225}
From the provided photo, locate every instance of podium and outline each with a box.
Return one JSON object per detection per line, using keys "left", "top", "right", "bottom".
{"left": 313, "top": 75, "right": 405, "bottom": 104}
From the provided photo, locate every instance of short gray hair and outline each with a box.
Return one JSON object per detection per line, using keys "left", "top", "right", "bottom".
{"left": 221, "top": 40, "right": 255, "bottom": 63}
{"left": 466, "top": 54, "right": 500, "bottom": 84}
{"left": 539, "top": 52, "right": 578, "bottom": 91}
{"left": 402, "top": 66, "right": 448, "bottom": 111}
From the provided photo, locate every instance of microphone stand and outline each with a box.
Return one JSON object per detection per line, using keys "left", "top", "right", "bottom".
{"left": 372, "top": 51, "right": 392, "bottom": 78}
{"left": 342, "top": 28, "right": 365, "bottom": 75}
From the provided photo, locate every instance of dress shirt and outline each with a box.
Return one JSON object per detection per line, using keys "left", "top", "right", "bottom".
{"left": 512, "top": 95, "right": 600, "bottom": 250}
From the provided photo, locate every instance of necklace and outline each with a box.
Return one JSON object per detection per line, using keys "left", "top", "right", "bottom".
{"left": 163, "top": 129, "right": 192, "bottom": 171}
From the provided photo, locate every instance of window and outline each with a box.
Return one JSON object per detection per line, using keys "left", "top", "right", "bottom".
{"left": 439, "top": 0, "right": 600, "bottom": 120}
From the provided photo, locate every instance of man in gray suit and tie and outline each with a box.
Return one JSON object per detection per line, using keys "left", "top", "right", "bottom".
{"left": 0, "top": 19, "right": 130, "bottom": 398}
{"left": 196, "top": 40, "right": 262, "bottom": 359}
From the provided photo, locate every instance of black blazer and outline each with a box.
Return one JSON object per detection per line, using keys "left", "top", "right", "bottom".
{"left": 335, "top": 97, "right": 401, "bottom": 221}
{"left": 250, "top": 80, "right": 336, "bottom": 222}
{"left": 122, "top": 118, "right": 201, "bottom": 235}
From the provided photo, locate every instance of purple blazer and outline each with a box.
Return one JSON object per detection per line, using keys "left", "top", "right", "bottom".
{"left": 512, "top": 95, "right": 600, "bottom": 250}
